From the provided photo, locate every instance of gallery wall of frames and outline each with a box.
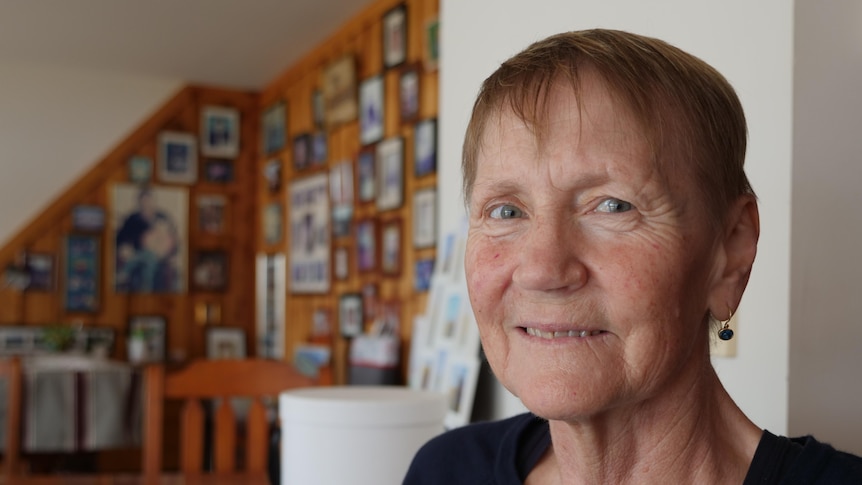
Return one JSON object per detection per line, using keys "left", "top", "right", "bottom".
{"left": 0, "top": 0, "right": 440, "bottom": 384}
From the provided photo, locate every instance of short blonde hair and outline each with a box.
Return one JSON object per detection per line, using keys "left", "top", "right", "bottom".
{"left": 462, "top": 29, "right": 754, "bottom": 225}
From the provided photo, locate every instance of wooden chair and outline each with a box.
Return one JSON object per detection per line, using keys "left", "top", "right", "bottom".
{"left": 142, "top": 358, "right": 316, "bottom": 478}
{"left": 0, "top": 356, "right": 22, "bottom": 478}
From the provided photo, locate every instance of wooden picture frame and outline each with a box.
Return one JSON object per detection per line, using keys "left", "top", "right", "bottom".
{"left": 423, "top": 16, "right": 440, "bottom": 72}
{"left": 382, "top": 4, "right": 408, "bottom": 69}
{"left": 263, "top": 202, "right": 283, "bottom": 245}
{"left": 72, "top": 204, "right": 106, "bottom": 232}
{"left": 206, "top": 327, "right": 247, "bottom": 359}
{"left": 359, "top": 76, "right": 385, "bottom": 145}
{"left": 203, "top": 159, "right": 234, "bottom": 183}
{"left": 24, "top": 253, "right": 55, "bottom": 292}
{"left": 357, "top": 145, "right": 376, "bottom": 203}
{"left": 288, "top": 173, "right": 331, "bottom": 294}
{"left": 399, "top": 64, "right": 421, "bottom": 124}
{"left": 196, "top": 194, "right": 227, "bottom": 235}
{"left": 356, "top": 218, "right": 377, "bottom": 272}
{"left": 414, "top": 118, "right": 437, "bottom": 177}
{"left": 63, "top": 234, "right": 100, "bottom": 313}
{"left": 262, "top": 100, "right": 287, "bottom": 155}
{"left": 412, "top": 187, "right": 436, "bottom": 248}
{"left": 321, "top": 55, "right": 358, "bottom": 126}
{"left": 339, "top": 293, "right": 364, "bottom": 338}
{"left": 192, "top": 250, "right": 229, "bottom": 291}
{"left": 312, "top": 90, "right": 325, "bottom": 128}
{"left": 201, "top": 106, "right": 240, "bottom": 158}
{"left": 330, "top": 160, "right": 354, "bottom": 238}
{"left": 292, "top": 133, "right": 313, "bottom": 171}
{"left": 381, "top": 218, "right": 403, "bottom": 277}
{"left": 376, "top": 137, "right": 404, "bottom": 211}
{"left": 334, "top": 246, "right": 349, "bottom": 280}
{"left": 158, "top": 131, "right": 197, "bottom": 184}
{"left": 264, "top": 158, "right": 282, "bottom": 193}
{"left": 127, "top": 315, "right": 167, "bottom": 363}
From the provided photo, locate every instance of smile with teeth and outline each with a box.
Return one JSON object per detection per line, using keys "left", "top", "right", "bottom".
{"left": 524, "top": 327, "right": 605, "bottom": 339}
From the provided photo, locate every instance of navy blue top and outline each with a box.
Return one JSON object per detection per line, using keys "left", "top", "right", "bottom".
{"left": 403, "top": 413, "right": 862, "bottom": 484}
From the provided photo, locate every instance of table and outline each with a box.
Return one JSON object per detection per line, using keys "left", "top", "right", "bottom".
{"left": 0, "top": 355, "right": 140, "bottom": 453}
{"left": 1, "top": 472, "right": 269, "bottom": 484}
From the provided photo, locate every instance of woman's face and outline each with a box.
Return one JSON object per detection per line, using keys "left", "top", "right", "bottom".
{"left": 465, "top": 73, "right": 723, "bottom": 421}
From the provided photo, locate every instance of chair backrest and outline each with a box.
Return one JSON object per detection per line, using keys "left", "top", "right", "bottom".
{"left": 142, "top": 358, "right": 316, "bottom": 477}
{"left": 0, "top": 357, "right": 22, "bottom": 478}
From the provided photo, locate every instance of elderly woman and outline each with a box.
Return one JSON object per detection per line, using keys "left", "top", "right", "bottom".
{"left": 404, "top": 29, "right": 862, "bottom": 484}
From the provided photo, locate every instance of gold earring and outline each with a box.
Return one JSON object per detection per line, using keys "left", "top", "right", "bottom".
{"left": 717, "top": 309, "right": 734, "bottom": 341}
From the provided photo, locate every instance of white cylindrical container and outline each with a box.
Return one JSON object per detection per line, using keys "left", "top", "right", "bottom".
{"left": 280, "top": 386, "right": 447, "bottom": 485}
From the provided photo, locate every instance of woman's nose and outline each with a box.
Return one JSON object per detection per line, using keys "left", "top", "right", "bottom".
{"left": 511, "top": 218, "right": 588, "bottom": 293}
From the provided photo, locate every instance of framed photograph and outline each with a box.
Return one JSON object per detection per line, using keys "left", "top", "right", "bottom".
{"left": 312, "top": 90, "right": 325, "bottom": 128}
{"left": 441, "top": 355, "right": 481, "bottom": 429}
{"left": 357, "top": 146, "right": 376, "bottom": 203}
{"left": 72, "top": 204, "right": 106, "bottom": 232}
{"left": 201, "top": 106, "right": 240, "bottom": 158}
{"left": 330, "top": 160, "right": 354, "bottom": 238}
{"left": 127, "top": 315, "right": 166, "bottom": 363}
{"left": 128, "top": 155, "right": 153, "bottom": 184}
{"left": 203, "top": 159, "right": 234, "bottom": 183}
{"left": 414, "top": 258, "right": 434, "bottom": 292}
{"left": 381, "top": 219, "right": 402, "bottom": 277}
{"left": 192, "top": 250, "right": 228, "bottom": 291}
{"left": 196, "top": 194, "right": 227, "bottom": 235}
{"left": 338, "top": 293, "right": 364, "bottom": 338}
{"left": 263, "top": 202, "right": 283, "bottom": 245}
{"left": 399, "top": 64, "right": 421, "bottom": 124}
{"left": 264, "top": 158, "right": 282, "bottom": 193}
{"left": 356, "top": 218, "right": 377, "bottom": 272}
{"left": 112, "top": 184, "right": 188, "bottom": 293}
{"left": 256, "top": 253, "right": 286, "bottom": 359}
{"left": 362, "top": 283, "right": 378, "bottom": 323}
{"left": 158, "top": 131, "right": 197, "bottom": 184}
{"left": 423, "top": 16, "right": 440, "bottom": 72}
{"left": 262, "top": 101, "right": 286, "bottom": 155}
{"left": 376, "top": 137, "right": 404, "bottom": 211}
{"left": 63, "top": 234, "right": 100, "bottom": 312}
{"left": 413, "top": 187, "right": 436, "bottom": 248}
{"left": 321, "top": 55, "right": 358, "bottom": 126}
{"left": 292, "top": 133, "right": 312, "bottom": 171}
{"left": 24, "top": 253, "right": 55, "bottom": 291}
{"left": 206, "top": 327, "right": 247, "bottom": 359}
{"left": 382, "top": 4, "right": 408, "bottom": 69}
{"left": 334, "top": 247, "right": 349, "bottom": 280}
{"left": 415, "top": 118, "right": 437, "bottom": 177}
{"left": 359, "top": 76, "right": 385, "bottom": 145}
{"left": 289, "top": 173, "right": 331, "bottom": 294}
{"left": 312, "top": 131, "right": 328, "bottom": 166}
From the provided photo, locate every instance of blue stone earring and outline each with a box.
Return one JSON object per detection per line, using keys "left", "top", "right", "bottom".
{"left": 718, "top": 310, "right": 734, "bottom": 341}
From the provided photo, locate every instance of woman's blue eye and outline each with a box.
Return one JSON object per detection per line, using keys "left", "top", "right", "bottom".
{"left": 489, "top": 204, "right": 523, "bottom": 219}
{"left": 596, "top": 198, "right": 633, "bottom": 213}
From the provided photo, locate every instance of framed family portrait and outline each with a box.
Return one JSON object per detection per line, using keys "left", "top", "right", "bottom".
{"left": 262, "top": 100, "right": 286, "bottom": 155}
{"left": 376, "top": 137, "right": 404, "bottom": 211}
{"left": 201, "top": 106, "right": 240, "bottom": 158}
{"left": 192, "top": 250, "right": 228, "bottom": 291}
{"left": 63, "top": 234, "right": 100, "bottom": 312}
{"left": 381, "top": 219, "right": 402, "bottom": 277}
{"left": 339, "top": 293, "right": 364, "bottom": 338}
{"left": 128, "top": 315, "right": 166, "bottom": 363}
{"left": 383, "top": 3, "right": 408, "bottom": 69}
{"left": 321, "top": 55, "right": 358, "bottom": 126}
{"left": 112, "top": 184, "right": 188, "bottom": 293}
{"left": 158, "top": 131, "right": 197, "bottom": 184}
{"left": 413, "top": 187, "right": 436, "bottom": 248}
{"left": 400, "top": 64, "right": 421, "bottom": 124}
{"left": 359, "top": 76, "right": 385, "bottom": 145}
{"left": 415, "top": 118, "right": 437, "bottom": 177}
{"left": 206, "top": 327, "right": 246, "bottom": 359}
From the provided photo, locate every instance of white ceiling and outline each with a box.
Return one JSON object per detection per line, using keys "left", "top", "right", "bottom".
{"left": 0, "top": 0, "right": 374, "bottom": 89}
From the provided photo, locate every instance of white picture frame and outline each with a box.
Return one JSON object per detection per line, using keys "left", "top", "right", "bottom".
{"left": 413, "top": 188, "right": 436, "bottom": 248}
{"left": 289, "top": 173, "right": 331, "bottom": 294}
{"left": 376, "top": 137, "right": 404, "bottom": 212}
{"left": 206, "top": 327, "right": 247, "bottom": 359}
{"left": 157, "top": 131, "right": 198, "bottom": 184}
{"left": 359, "top": 75, "right": 385, "bottom": 145}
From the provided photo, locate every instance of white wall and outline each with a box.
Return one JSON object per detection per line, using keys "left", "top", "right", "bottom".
{"left": 790, "top": 1, "right": 862, "bottom": 455}
{"left": 440, "top": 0, "right": 795, "bottom": 434}
{"left": 0, "top": 60, "right": 181, "bottom": 247}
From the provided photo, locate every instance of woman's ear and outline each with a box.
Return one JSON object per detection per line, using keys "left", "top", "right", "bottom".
{"left": 708, "top": 195, "right": 760, "bottom": 319}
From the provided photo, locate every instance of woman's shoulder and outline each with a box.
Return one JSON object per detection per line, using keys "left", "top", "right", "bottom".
{"left": 746, "top": 430, "right": 862, "bottom": 484}
{"left": 403, "top": 412, "right": 545, "bottom": 484}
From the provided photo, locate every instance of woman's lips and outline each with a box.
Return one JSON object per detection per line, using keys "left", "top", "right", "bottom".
{"left": 523, "top": 327, "right": 606, "bottom": 339}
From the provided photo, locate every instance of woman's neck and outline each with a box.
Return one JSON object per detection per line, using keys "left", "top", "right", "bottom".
{"left": 529, "top": 365, "right": 762, "bottom": 485}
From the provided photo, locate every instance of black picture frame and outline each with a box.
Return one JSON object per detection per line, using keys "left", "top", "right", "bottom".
{"left": 203, "top": 159, "right": 235, "bottom": 183}
{"left": 63, "top": 234, "right": 100, "bottom": 313}
{"left": 192, "top": 250, "right": 229, "bottom": 291}
{"left": 382, "top": 3, "right": 408, "bottom": 69}
{"left": 414, "top": 118, "right": 437, "bottom": 177}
